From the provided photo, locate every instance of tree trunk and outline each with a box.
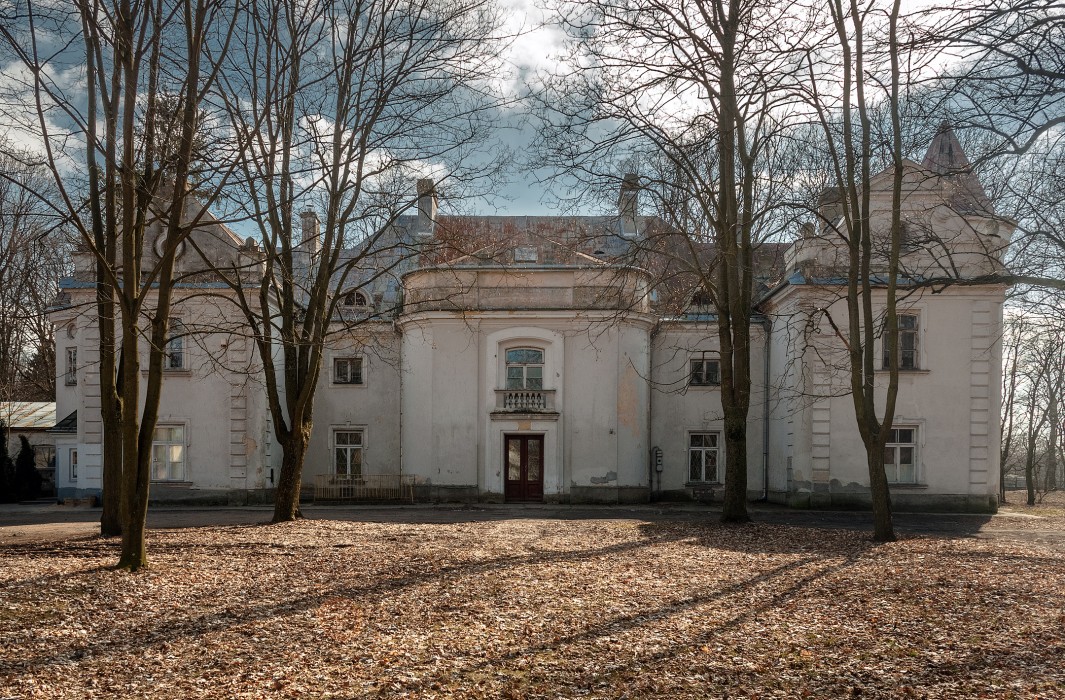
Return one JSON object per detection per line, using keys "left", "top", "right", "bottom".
{"left": 273, "top": 429, "right": 309, "bottom": 523}
{"left": 116, "top": 322, "right": 149, "bottom": 571}
{"left": 721, "top": 416, "right": 750, "bottom": 523}
{"left": 867, "top": 442, "right": 896, "bottom": 542}
{"left": 100, "top": 416, "right": 123, "bottom": 536}
{"left": 1047, "top": 390, "right": 1058, "bottom": 492}
{"left": 1025, "top": 450, "right": 1036, "bottom": 506}
{"left": 99, "top": 322, "right": 122, "bottom": 537}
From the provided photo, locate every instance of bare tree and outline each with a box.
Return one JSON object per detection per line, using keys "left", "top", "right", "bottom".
{"left": 208, "top": 0, "right": 509, "bottom": 522}
{"left": 1001, "top": 314, "right": 1065, "bottom": 504}
{"left": 536, "top": 0, "right": 807, "bottom": 521}
{"left": 0, "top": 148, "right": 69, "bottom": 403}
{"left": 792, "top": 0, "right": 930, "bottom": 541}
{"left": 0, "top": 0, "right": 236, "bottom": 568}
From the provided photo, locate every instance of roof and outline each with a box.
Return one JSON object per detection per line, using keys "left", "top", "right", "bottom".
{"left": 49, "top": 410, "right": 77, "bottom": 434}
{"left": 920, "top": 121, "right": 993, "bottom": 215}
{"left": 0, "top": 402, "right": 57, "bottom": 431}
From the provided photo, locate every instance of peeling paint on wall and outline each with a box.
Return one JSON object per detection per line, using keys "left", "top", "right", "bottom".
{"left": 590, "top": 471, "right": 617, "bottom": 484}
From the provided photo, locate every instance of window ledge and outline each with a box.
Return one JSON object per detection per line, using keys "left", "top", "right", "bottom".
{"left": 888, "top": 483, "right": 928, "bottom": 490}
{"left": 490, "top": 410, "right": 560, "bottom": 422}
{"left": 332, "top": 382, "right": 366, "bottom": 387}
{"left": 151, "top": 480, "right": 193, "bottom": 488}
{"left": 685, "top": 481, "right": 723, "bottom": 488}
{"left": 687, "top": 383, "right": 721, "bottom": 389}
{"left": 875, "top": 368, "right": 930, "bottom": 374}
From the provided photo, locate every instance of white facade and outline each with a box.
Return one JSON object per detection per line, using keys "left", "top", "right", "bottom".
{"left": 50, "top": 203, "right": 281, "bottom": 502}
{"left": 52, "top": 127, "right": 1009, "bottom": 511}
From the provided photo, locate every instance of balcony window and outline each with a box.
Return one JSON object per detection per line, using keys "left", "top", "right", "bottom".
{"left": 506, "top": 348, "right": 543, "bottom": 390}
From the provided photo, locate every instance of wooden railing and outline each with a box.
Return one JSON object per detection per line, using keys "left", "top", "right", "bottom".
{"left": 494, "top": 388, "right": 556, "bottom": 412}
{"left": 313, "top": 473, "right": 415, "bottom": 502}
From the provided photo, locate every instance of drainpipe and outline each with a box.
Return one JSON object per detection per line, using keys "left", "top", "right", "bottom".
{"left": 760, "top": 314, "right": 772, "bottom": 501}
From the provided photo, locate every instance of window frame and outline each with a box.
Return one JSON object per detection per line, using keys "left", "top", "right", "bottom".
{"left": 333, "top": 356, "right": 364, "bottom": 385}
{"left": 884, "top": 426, "right": 919, "bottom": 485}
{"left": 342, "top": 290, "right": 368, "bottom": 307}
{"left": 505, "top": 347, "right": 545, "bottom": 390}
{"left": 333, "top": 428, "right": 365, "bottom": 479}
{"left": 689, "top": 355, "right": 721, "bottom": 387}
{"left": 689, "top": 289, "right": 713, "bottom": 307}
{"left": 514, "top": 246, "right": 538, "bottom": 263}
{"left": 65, "top": 347, "right": 77, "bottom": 386}
{"left": 69, "top": 448, "right": 78, "bottom": 480}
{"left": 150, "top": 424, "right": 187, "bottom": 483}
{"left": 687, "top": 431, "right": 722, "bottom": 484}
{"left": 882, "top": 312, "right": 920, "bottom": 371}
{"left": 164, "top": 317, "right": 186, "bottom": 371}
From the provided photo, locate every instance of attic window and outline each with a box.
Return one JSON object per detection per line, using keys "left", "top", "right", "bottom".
{"left": 900, "top": 224, "right": 918, "bottom": 253}
{"left": 514, "top": 247, "right": 538, "bottom": 263}
{"left": 690, "top": 289, "right": 712, "bottom": 307}
{"left": 343, "top": 291, "right": 368, "bottom": 307}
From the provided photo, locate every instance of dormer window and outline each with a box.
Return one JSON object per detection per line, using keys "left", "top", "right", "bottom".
{"left": 342, "top": 291, "right": 368, "bottom": 307}
{"left": 505, "top": 348, "right": 544, "bottom": 389}
{"left": 514, "top": 247, "right": 538, "bottom": 263}
{"left": 690, "top": 289, "right": 712, "bottom": 307}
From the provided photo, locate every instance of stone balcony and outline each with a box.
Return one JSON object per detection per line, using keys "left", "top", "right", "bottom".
{"left": 491, "top": 389, "right": 559, "bottom": 420}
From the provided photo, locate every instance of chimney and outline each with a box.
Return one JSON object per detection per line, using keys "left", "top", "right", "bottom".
{"left": 416, "top": 179, "right": 437, "bottom": 237}
{"left": 618, "top": 173, "right": 639, "bottom": 238}
{"left": 817, "top": 187, "right": 842, "bottom": 231}
{"left": 300, "top": 209, "right": 320, "bottom": 255}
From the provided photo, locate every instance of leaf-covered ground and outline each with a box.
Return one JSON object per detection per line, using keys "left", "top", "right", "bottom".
{"left": 1, "top": 515, "right": 1064, "bottom": 699}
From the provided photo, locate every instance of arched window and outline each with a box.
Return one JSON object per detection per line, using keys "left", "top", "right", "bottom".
{"left": 505, "top": 348, "right": 544, "bottom": 389}
{"left": 342, "top": 291, "right": 368, "bottom": 307}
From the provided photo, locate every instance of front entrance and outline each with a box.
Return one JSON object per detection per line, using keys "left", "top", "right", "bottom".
{"left": 504, "top": 434, "right": 544, "bottom": 502}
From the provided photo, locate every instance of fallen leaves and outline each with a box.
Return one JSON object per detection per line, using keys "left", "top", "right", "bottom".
{"left": 0, "top": 515, "right": 1063, "bottom": 699}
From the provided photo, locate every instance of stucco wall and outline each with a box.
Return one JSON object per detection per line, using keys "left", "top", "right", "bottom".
{"left": 305, "top": 326, "right": 403, "bottom": 483}
{"left": 763, "top": 283, "right": 1004, "bottom": 510}
{"left": 650, "top": 323, "right": 767, "bottom": 498}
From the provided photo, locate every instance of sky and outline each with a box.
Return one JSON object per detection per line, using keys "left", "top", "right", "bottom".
{"left": 0, "top": 0, "right": 972, "bottom": 221}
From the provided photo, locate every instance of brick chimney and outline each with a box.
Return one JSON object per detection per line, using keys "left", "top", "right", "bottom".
{"left": 618, "top": 173, "right": 639, "bottom": 237}
{"left": 300, "top": 208, "right": 320, "bottom": 255}
{"left": 416, "top": 179, "right": 437, "bottom": 237}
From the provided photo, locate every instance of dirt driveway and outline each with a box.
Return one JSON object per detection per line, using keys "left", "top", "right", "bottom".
{"left": 2, "top": 497, "right": 1064, "bottom": 550}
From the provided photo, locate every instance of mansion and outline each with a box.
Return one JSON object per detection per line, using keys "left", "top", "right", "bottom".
{"left": 50, "top": 126, "right": 1011, "bottom": 512}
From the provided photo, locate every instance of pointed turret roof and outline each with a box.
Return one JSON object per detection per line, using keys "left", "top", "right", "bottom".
{"left": 920, "top": 120, "right": 992, "bottom": 215}
{"left": 922, "top": 120, "right": 971, "bottom": 174}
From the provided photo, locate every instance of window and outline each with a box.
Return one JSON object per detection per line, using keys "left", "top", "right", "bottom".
{"left": 333, "top": 357, "right": 363, "bottom": 385}
{"left": 899, "top": 224, "right": 918, "bottom": 253}
{"left": 690, "top": 289, "right": 712, "bottom": 307}
{"left": 883, "top": 313, "right": 919, "bottom": 370}
{"left": 514, "top": 246, "right": 538, "bottom": 263}
{"left": 334, "top": 430, "right": 363, "bottom": 478}
{"left": 65, "top": 347, "right": 77, "bottom": 386}
{"left": 506, "top": 348, "right": 543, "bottom": 389}
{"left": 165, "top": 318, "right": 185, "bottom": 370}
{"left": 690, "top": 357, "right": 720, "bottom": 386}
{"left": 69, "top": 449, "right": 78, "bottom": 480}
{"left": 342, "top": 291, "right": 367, "bottom": 306}
{"left": 151, "top": 425, "right": 186, "bottom": 482}
{"left": 884, "top": 427, "right": 918, "bottom": 484}
{"left": 688, "top": 432, "right": 721, "bottom": 483}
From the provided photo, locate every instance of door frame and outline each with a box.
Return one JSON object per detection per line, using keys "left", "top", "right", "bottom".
{"left": 503, "top": 433, "right": 545, "bottom": 502}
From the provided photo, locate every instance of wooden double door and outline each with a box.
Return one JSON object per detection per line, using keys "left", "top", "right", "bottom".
{"left": 504, "top": 434, "right": 544, "bottom": 502}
